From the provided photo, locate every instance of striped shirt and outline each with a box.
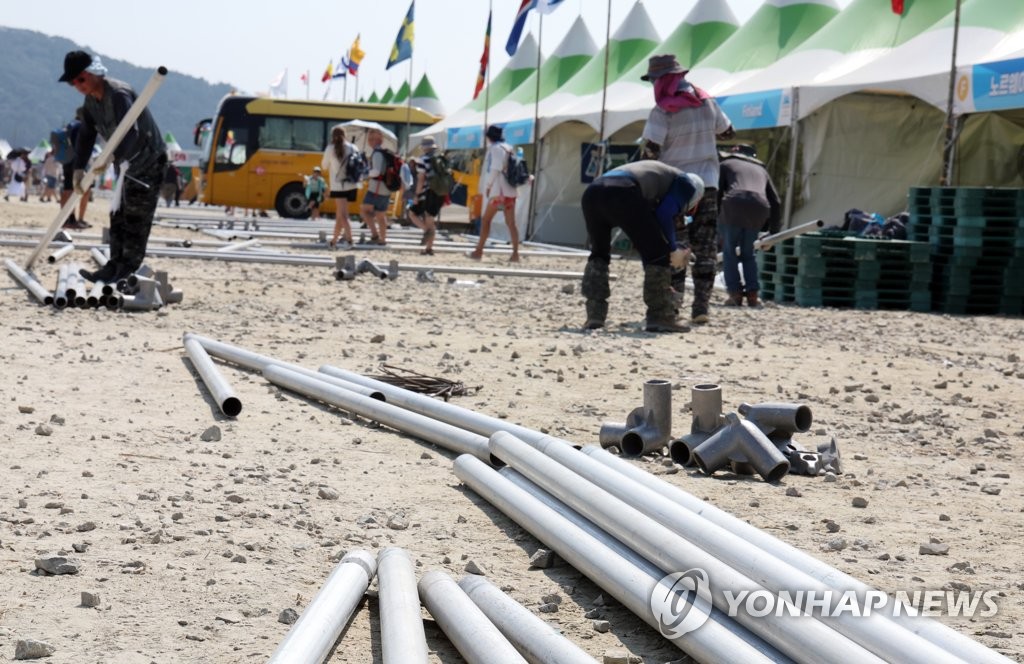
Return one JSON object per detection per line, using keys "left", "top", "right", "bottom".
{"left": 642, "top": 97, "right": 731, "bottom": 188}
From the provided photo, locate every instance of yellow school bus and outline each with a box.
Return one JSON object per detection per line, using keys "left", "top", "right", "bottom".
{"left": 194, "top": 96, "right": 441, "bottom": 218}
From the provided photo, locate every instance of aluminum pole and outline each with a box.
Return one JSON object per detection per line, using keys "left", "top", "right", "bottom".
{"left": 54, "top": 264, "right": 70, "bottom": 309}
{"left": 488, "top": 432, "right": 882, "bottom": 664}
{"left": 454, "top": 456, "right": 786, "bottom": 664}
{"left": 267, "top": 549, "right": 376, "bottom": 664}
{"left": 47, "top": 243, "right": 75, "bottom": 263}
{"left": 458, "top": 574, "right": 605, "bottom": 664}
{"left": 263, "top": 364, "right": 498, "bottom": 465}
{"left": 24, "top": 67, "right": 168, "bottom": 270}
{"left": 522, "top": 438, "right": 956, "bottom": 664}
{"left": 4, "top": 258, "right": 54, "bottom": 305}
{"left": 417, "top": 570, "right": 527, "bottom": 664}
{"left": 182, "top": 336, "right": 243, "bottom": 417}
{"left": 581, "top": 446, "right": 1012, "bottom": 664}
{"left": 377, "top": 548, "right": 428, "bottom": 664}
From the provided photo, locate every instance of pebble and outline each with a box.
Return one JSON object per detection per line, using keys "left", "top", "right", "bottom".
{"left": 34, "top": 424, "right": 53, "bottom": 437}
{"left": 603, "top": 648, "right": 642, "bottom": 664}
{"left": 80, "top": 591, "right": 100, "bottom": 608}
{"left": 538, "top": 602, "right": 558, "bottom": 613}
{"left": 823, "top": 538, "right": 847, "bottom": 552}
{"left": 920, "top": 542, "right": 950, "bottom": 556}
{"left": 825, "top": 521, "right": 841, "bottom": 533}
{"left": 592, "top": 619, "right": 611, "bottom": 633}
{"left": 852, "top": 497, "right": 868, "bottom": 508}
{"left": 540, "top": 592, "right": 562, "bottom": 605}
{"left": 49, "top": 414, "right": 65, "bottom": 425}
{"left": 464, "top": 560, "right": 487, "bottom": 576}
{"left": 785, "top": 487, "right": 802, "bottom": 497}
{"left": 939, "top": 514, "right": 950, "bottom": 521}
{"left": 200, "top": 426, "right": 221, "bottom": 442}
{"left": 226, "top": 494, "right": 245, "bottom": 503}
{"left": 980, "top": 485, "right": 1001, "bottom": 496}
{"left": 18, "top": 405, "right": 35, "bottom": 414}
{"left": 560, "top": 284, "right": 574, "bottom": 294}
{"left": 76, "top": 522, "right": 96, "bottom": 532}
{"left": 14, "top": 639, "right": 55, "bottom": 660}
{"left": 823, "top": 473, "right": 837, "bottom": 483}
{"left": 529, "top": 548, "right": 556, "bottom": 569}
{"left": 370, "top": 334, "right": 385, "bottom": 343}
{"left": 318, "top": 488, "right": 340, "bottom": 500}
{"left": 386, "top": 515, "right": 409, "bottom": 531}
{"left": 34, "top": 554, "right": 81, "bottom": 575}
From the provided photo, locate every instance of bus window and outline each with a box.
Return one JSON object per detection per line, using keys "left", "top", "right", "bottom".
{"left": 214, "top": 125, "right": 249, "bottom": 170}
{"left": 260, "top": 117, "right": 326, "bottom": 152}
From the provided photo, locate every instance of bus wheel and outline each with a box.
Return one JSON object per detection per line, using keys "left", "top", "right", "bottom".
{"left": 275, "top": 183, "right": 311, "bottom": 219}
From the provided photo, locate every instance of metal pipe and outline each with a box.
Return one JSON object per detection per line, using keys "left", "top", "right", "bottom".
{"left": 90, "top": 247, "right": 109, "bottom": 267}
{"left": 620, "top": 379, "right": 672, "bottom": 457}
{"left": 455, "top": 456, "right": 786, "bottom": 664}
{"left": 691, "top": 384, "right": 724, "bottom": 434}
{"left": 217, "top": 238, "right": 261, "bottom": 253}
{"left": 458, "top": 574, "right": 597, "bottom": 664}
{"left": 185, "top": 334, "right": 385, "bottom": 402}
{"left": 87, "top": 281, "right": 104, "bottom": 308}
{"left": 738, "top": 402, "right": 812, "bottom": 438}
{"left": 377, "top": 548, "right": 428, "bottom": 664}
{"left": 755, "top": 219, "right": 824, "bottom": 251}
{"left": 691, "top": 413, "right": 790, "bottom": 483}
{"left": 54, "top": 264, "right": 70, "bottom": 309}
{"left": 267, "top": 549, "right": 376, "bottom": 664}
{"left": 47, "top": 243, "right": 75, "bottom": 263}
{"left": 263, "top": 364, "right": 499, "bottom": 466}
{"left": 581, "top": 446, "right": 1010, "bottom": 664}
{"left": 66, "top": 271, "right": 86, "bottom": 308}
{"left": 669, "top": 431, "right": 711, "bottom": 466}
{"left": 4, "top": 258, "right": 54, "bottom": 305}
{"left": 182, "top": 336, "right": 243, "bottom": 417}
{"left": 488, "top": 432, "right": 883, "bottom": 664}
{"left": 417, "top": 570, "right": 527, "bottom": 664}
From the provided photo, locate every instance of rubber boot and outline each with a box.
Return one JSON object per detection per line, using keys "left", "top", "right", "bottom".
{"left": 581, "top": 258, "right": 610, "bottom": 330}
{"left": 725, "top": 291, "right": 744, "bottom": 307}
{"left": 746, "top": 290, "right": 763, "bottom": 309}
{"left": 644, "top": 265, "right": 690, "bottom": 333}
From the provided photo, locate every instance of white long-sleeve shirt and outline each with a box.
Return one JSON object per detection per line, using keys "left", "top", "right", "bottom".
{"left": 483, "top": 141, "right": 519, "bottom": 200}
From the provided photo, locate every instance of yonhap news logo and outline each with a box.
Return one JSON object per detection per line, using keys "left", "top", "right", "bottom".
{"left": 649, "top": 569, "right": 713, "bottom": 638}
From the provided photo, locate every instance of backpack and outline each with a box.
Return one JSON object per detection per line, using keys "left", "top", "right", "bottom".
{"left": 344, "top": 148, "right": 368, "bottom": 183}
{"left": 504, "top": 147, "right": 530, "bottom": 187}
{"left": 426, "top": 152, "right": 455, "bottom": 196}
{"left": 376, "top": 148, "right": 404, "bottom": 192}
{"left": 50, "top": 125, "right": 75, "bottom": 165}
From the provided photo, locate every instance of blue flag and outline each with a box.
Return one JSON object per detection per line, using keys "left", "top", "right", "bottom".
{"left": 506, "top": 0, "right": 564, "bottom": 56}
{"left": 387, "top": 1, "right": 414, "bottom": 70}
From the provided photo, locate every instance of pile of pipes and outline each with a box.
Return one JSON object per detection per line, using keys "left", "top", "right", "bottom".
{"left": 180, "top": 333, "right": 1008, "bottom": 664}
{"left": 268, "top": 546, "right": 595, "bottom": 664}
{"left": 598, "top": 381, "right": 839, "bottom": 482}
{"left": 335, "top": 255, "right": 400, "bottom": 281}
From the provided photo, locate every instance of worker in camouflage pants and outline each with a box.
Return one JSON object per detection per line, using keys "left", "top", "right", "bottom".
{"left": 671, "top": 190, "right": 718, "bottom": 318}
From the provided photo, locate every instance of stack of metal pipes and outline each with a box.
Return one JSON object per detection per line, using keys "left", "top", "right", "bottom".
{"left": 183, "top": 333, "right": 1011, "bottom": 664}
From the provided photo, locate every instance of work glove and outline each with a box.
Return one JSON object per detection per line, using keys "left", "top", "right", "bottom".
{"left": 72, "top": 169, "right": 86, "bottom": 195}
{"left": 91, "top": 156, "right": 111, "bottom": 176}
{"left": 670, "top": 248, "right": 690, "bottom": 270}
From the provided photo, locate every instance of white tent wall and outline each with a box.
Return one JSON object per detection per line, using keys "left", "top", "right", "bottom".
{"left": 530, "top": 122, "right": 595, "bottom": 245}
{"left": 793, "top": 93, "right": 945, "bottom": 223}
{"left": 955, "top": 109, "right": 1024, "bottom": 187}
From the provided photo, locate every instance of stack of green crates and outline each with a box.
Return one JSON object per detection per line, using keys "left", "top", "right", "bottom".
{"left": 757, "top": 231, "right": 932, "bottom": 311}
{"left": 907, "top": 186, "right": 1024, "bottom": 315}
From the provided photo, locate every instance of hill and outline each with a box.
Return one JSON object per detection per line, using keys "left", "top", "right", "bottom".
{"left": 0, "top": 26, "right": 233, "bottom": 154}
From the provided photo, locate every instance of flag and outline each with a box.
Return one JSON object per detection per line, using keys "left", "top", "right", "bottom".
{"left": 387, "top": 1, "right": 414, "bottom": 70}
{"left": 891, "top": 0, "right": 904, "bottom": 14}
{"left": 321, "top": 60, "right": 334, "bottom": 83}
{"left": 506, "top": 0, "right": 564, "bottom": 56}
{"left": 332, "top": 56, "right": 348, "bottom": 79}
{"left": 300, "top": 71, "right": 309, "bottom": 84}
{"left": 349, "top": 34, "right": 366, "bottom": 75}
{"left": 474, "top": 11, "right": 492, "bottom": 100}
{"left": 269, "top": 68, "right": 288, "bottom": 97}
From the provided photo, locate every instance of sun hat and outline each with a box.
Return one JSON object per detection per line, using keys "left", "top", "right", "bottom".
{"left": 641, "top": 54, "right": 688, "bottom": 82}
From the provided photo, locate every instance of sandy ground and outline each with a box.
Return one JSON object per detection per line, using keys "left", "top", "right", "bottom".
{"left": 0, "top": 195, "right": 1021, "bottom": 664}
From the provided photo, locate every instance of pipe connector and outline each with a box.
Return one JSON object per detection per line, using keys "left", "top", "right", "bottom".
{"left": 738, "top": 402, "right": 813, "bottom": 439}
{"left": 692, "top": 413, "right": 790, "bottom": 483}
{"left": 120, "top": 277, "right": 164, "bottom": 311}
{"left": 357, "top": 259, "right": 387, "bottom": 279}
{"left": 599, "top": 379, "right": 672, "bottom": 457}
{"left": 668, "top": 431, "right": 712, "bottom": 466}
{"left": 690, "top": 383, "right": 725, "bottom": 434}
{"left": 336, "top": 255, "right": 356, "bottom": 281}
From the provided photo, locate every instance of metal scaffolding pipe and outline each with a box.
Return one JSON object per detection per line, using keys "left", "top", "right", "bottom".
{"left": 417, "top": 570, "right": 527, "bottom": 664}
{"left": 87, "top": 281, "right": 104, "bottom": 308}
{"left": 263, "top": 364, "right": 498, "bottom": 466}
{"left": 580, "top": 446, "right": 1010, "bottom": 664}
{"left": 318, "top": 364, "right": 579, "bottom": 450}
{"left": 182, "top": 336, "right": 243, "bottom": 417}
{"left": 267, "top": 549, "right": 376, "bottom": 664}
{"left": 523, "top": 437, "right": 953, "bottom": 663}
{"left": 4, "top": 258, "right": 54, "bottom": 305}
{"left": 715, "top": 220, "right": 826, "bottom": 263}
{"left": 217, "top": 238, "right": 262, "bottom": 253}
{"left": 47, "top": 243, "right": 75, "bottom": 263}
{"left": 376, "top": 548, "right": 428, "bottom": 664}
{"left": 54, "top": 264, "right": 70, "bottom": 309}
{"left": 488, "top": 432, "right": 882, "bottom": 664}
{"left": 184, "top": 334, "right": 385, "bottom": 402}
{"left": 455, "top": 456, "right": 785, "bottom": 664}
{"left": 458, "top": 574, "right": 609, "bottom": 664}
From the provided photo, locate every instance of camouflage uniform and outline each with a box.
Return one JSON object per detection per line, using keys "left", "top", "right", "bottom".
{"left": 672, "top": 189, "right": 718, "bottom": 318}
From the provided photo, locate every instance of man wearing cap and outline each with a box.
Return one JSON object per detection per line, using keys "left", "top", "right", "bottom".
{"left": 59, "top": 50, "right": 166, "bottom": 284}
{"left": 581, "top": 161, "right": 704, "bottom": 333}
{"left": 640, "top": 54, "right": 734, "bottom": 325}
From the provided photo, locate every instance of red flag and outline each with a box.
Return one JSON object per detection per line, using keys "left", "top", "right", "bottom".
{"left": 892, "top": 0, "right": 904, "bottom": 14}
{"left": 300, "top": 71, "right": 308, "bottom": 84}
{"left": 474, "top": 11, "right": 492, "bottom": 100}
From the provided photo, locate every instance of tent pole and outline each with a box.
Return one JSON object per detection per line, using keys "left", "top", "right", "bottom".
{"left": 596, "top": 0, "right": 613, "bottom": 175}
{"left": 526, "top": 14, "right": 545, "bottom": 240}
{"left": 941, "top": 0, "right": 963, "bottom": 186}
{"left": 782, "top": 88, "right": 800, "bottom": 229}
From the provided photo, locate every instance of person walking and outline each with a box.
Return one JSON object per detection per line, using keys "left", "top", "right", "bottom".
{"left": 4, "top": 152, "right": 28, "bottom": 202}
{"left": 581, "top": 160, "right": 704, "bottom": 333}
{"left": 360, "top": 128, "right": 391, "bottom": 246}
{"left": 321, "top": 125, "right": 361, "bottom": 248}
{"left": 718, "top": 144, "right": 781, "bottom": 308}
{"left": 408, "top": 136, "right": 448, "bottom": 255}
{"left": 468, "top": 125, "right": 524, "bottom": 262}
{"left": 59, "top": 50, "right": 166, "bottom": 284}
{"left": 41, "top": 151, "right": 60, "bottom": 202}
{"left": 641, "top": 54, "right": 734, "bottom": 324}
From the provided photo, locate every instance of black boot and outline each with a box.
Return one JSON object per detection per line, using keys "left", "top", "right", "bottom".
{"left": 80, "top": 261, "right": 121, "bottom": 284}
{"left": 581, "top": 258, "right": 611, "bottom": 330}
{"left": 644, "top": 265, "right": 690, "bottom": 333}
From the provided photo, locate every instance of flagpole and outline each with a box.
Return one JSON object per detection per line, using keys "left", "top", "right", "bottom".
{"left": 596, "top": 0, "right": 612, "bottom": 175}
{"left": 941, "top": 0, "right": 963, "bottom": 186}
{"left": 404, "top": 55, "right": 414, "bottom": 154}
{"left": 483, "top": 0, "right": 492, "bottom": 150}
{"left": 526, "top": 11, "right": 545, "bottom": 240}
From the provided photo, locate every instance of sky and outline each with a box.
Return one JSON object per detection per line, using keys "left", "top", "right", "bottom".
{"left": 4, "top": 0, "right": 852, "bottom": 114}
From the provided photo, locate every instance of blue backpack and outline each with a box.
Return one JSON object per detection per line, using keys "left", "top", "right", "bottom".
{"left": 344, "top": 148, "right": 368, "bottom": 183}
{"left": 50, "top": 124, "right": 76, "bottom": 165}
